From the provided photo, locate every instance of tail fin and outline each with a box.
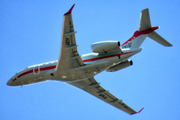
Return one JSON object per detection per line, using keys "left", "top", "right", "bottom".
{"left": 121, "top": 8, "right": 172, "bottom": 49}
{"left": 139, "top": 8, "right": 151, "bottom": 31}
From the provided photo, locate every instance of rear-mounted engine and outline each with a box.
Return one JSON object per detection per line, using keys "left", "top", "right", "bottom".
{"left": 91, "top": 41, "right": 120, "bottom": 53}
{"left": 106, "top": 60, "right": 133, "bottom": 72}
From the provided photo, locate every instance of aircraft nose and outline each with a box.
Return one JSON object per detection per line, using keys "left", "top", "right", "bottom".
{"left": 7, "top": 79, "right": 18, "bottom": 86}
{"left": 7, "top": 80, "right": 12, "bottom": 86}
{"left": 7, "top": 77, "right": 15, "bottom": 86}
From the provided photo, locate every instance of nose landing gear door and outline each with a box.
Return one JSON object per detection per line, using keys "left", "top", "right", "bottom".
{"left": 33, "top": 65, "right": 40, "bottom": 75}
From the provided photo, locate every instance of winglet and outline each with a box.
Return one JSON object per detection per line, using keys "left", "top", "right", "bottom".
{"left": 64, "top": 4, "right": 75, "bottom": 16}
{"left": 137, "top": 107, "right": 144, "bottom": 113}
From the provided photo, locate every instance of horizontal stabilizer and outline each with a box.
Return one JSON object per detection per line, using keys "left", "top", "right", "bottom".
{"left": 148, "top": 31, "right": 172, "bottom": 46}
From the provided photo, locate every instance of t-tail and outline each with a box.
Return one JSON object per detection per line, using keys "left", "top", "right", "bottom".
{"left": 120, "top": 8, "right": 172, "bottom": 49}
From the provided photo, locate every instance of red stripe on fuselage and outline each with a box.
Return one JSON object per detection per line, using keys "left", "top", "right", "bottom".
{"left": 82, "top": 51, "right": 135, "bottom": 62}
{"left": 13, "top": 65, "right": 56, "bottom": 82}
{"left": 120, "top": 26, "right": 159, "bottom": 47}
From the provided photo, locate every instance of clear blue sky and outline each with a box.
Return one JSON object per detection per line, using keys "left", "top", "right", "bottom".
{"left": 1, "top": 0, "right": 180, "bottom": 120}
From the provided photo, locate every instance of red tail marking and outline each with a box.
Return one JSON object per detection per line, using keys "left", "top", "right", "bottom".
{"left": 120, "top": 26, "right": 159, "bottom": 47}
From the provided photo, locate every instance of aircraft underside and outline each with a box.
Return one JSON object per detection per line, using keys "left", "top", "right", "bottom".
{"left": 7, "top": 4, "right": 172, "bottom": 115}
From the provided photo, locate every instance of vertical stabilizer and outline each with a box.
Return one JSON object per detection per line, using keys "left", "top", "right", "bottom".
{"left": 139, "top": 8, "right": 151, "bottom": 31}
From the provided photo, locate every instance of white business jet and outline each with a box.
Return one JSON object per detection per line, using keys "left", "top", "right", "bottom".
{"left": 7, "top": 4, "right": 172, "bottom": 115}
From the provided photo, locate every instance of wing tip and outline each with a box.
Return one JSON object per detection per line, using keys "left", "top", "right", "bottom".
{"left": 137, "top": 107, "right": 144, "bottom": 113}
{"left": 130, "top": 107, "right": 144, "bottom": 115}
{"left": 64, "top": 4, "right": 75, "bottom": 16}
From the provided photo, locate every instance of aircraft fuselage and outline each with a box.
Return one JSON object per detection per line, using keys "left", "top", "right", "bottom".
{"left": 7, "top": 48, "right": 141, "bottom": 86}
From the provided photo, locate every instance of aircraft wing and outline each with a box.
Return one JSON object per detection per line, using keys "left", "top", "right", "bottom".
{"left": 56, "top": 4, "right": 85, "bottom": 72}
{"left": 66, "top": 77, "right": 143, "bottom": 115}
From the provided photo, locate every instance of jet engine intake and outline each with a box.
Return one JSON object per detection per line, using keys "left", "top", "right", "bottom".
{"left": 106, "top": 60, "right": 133, "bottom": 72}
{"left": 91, "top": 41, "right": 120, "bottom": 53}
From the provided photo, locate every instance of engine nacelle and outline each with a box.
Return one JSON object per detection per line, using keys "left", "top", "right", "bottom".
{"left": 91, "top": 41, "right": 120, "bottom": 53}
{"left": 106, "top": 60, "right": 133, "bottom": 72}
